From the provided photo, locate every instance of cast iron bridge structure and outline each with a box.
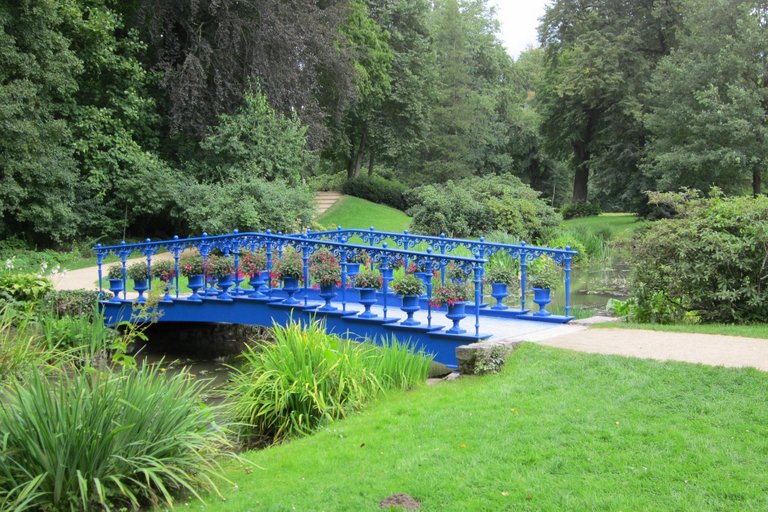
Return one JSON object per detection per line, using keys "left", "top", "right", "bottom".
{"left": 96, "top": 228, "right": 577, "bottom": 369}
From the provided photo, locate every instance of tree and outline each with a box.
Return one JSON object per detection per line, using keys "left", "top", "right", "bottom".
{"left": 537, "top": 0, "right": 682, "bottom": 206}
{"left": 643, "top": 0, "right": 768, "bottom": 196}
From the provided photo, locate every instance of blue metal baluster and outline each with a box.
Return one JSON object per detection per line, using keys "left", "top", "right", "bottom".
{"left": 302, "top": 242, "right": 310, "bottom": 307}
{"left": 439, "top": 234, "right": 447, "bottom": 286}
{"left": 403, "top": 230, "right": 410, "bottom": 270}
{"left": 520, "top": 242, "right": 527, "bottom": 312}
{"left": 336, "top": 226, "right": 343, "bottom": 243}
{"left": 340, "top": 250, "right": 348, "bottom": 314}
{"left": 200, "top": 233, "right": 210, "bottom": 296}
{"left": 119, "top": 241, "right": 128, "bottom": 300}
{"left": 96, "top": 245, "right": 104, "bottom": 300}
{"left": 381, "top": 244, "right": 390, "bottom": 320}
{"left": 368, "top": 226, "right": 376, "bottom": 270}
{"left": 426, "top": 251, "right": 433, "bottom": 328}
{"left": 474, "top": 263, "right": 482, "bottom": 337}
{"left": 173, "top": 238, "right": 180, "bottom": 299}
{"left": 265, "top": 233, "right": 273, "bottom": 294}
{"left": 477, "top": 237, "right": 485, "bottom": 306}
{"left": 233, "top": 229, "right": 242, "bottom": 296}
{"left": 145, "top": 239, "right": 152, "bottom": 293}
{"left": 564, "top": 247, "right": 572, "bottom": 317}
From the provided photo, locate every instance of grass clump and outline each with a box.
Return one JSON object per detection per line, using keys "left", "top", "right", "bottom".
{"left": 0, "top": 365, "right": 233, "bottom": 511}
{"left": 226, "top": 322, "right": 430, "bottom": 445}
{"left": 317, "top": 195, "right": 411, "bottom": 232}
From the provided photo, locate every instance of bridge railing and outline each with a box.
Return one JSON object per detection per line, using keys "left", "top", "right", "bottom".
{"left": 94, "top": 230, "right": 491, "bottom": 336}
{"left": 305, "top": 227, "right": 577, "bottom": 316}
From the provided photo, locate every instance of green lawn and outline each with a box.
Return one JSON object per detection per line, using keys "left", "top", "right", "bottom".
{"left": 173, "top": 344, "right": 768, "bottom": 511}
{"left": 592, "top": 321, "right": 768, "bottom": 340}
{"left": 561, "top": 213, "right": 646, "bottom": 242}
{"left": 317, "top": 196, "right": 411, "bottom": 232}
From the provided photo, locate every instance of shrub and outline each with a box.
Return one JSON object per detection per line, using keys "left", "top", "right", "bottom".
{"left": 545, "top": 234, "right": 587, "bottom": 264}
{"left": 629, "top": 194, "right": 768, "bottom": 323}
{"left": 0, "top": 366, "right": 232, "bottom": 511}
{"left": 408, "top": 175, "right": 558, "bottom": 240}
{"left": 274, "top": 248, "right": 304, "bottom": 280}
{"left": 446, "top": 263, "right": 470, "bottom": 282}
{"left": 180, "top": 253, "right": 205, "bottom": 277}
{"left": 485, "top": 264, "right": 518, "bottom": 286}
{"left": 207, "top": 255, "right": 234, "bottom": 279}
{"left": 342, "top": 176, "right": 409, "bottom": 210}
{"left": 561, "top": 201, "right": 602, "bottom": 219}
{"left": 151, "top": 260, "right": 176, "bottom": 281}
{"left": 393, "top": 274, "right": 424, "bottom": 296}
{"left": 226, "top": 322, "right": 430, "bottom": 444}
{"left": 240, "top": 250, "right": 267, "bottom": 276}
{"left": 528, "top": 256, "right": 561, "bottom": 289}
{"left": 106, "top": 263, "right": 123, "bottom": 279}
{"left": 43, "top": 290, "right": 103, "bottom": 318}
{"left": 0, "top": 273, "right": 53, "bottom": 304}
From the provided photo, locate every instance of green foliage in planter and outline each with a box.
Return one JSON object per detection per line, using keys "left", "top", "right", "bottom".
{"left": 528, "top": 256, "right": 561, "bottom": 290}
{"left": 349, "top": 249, "right": 370, "bottom": 264}
{"left": 126, "top": 262, "right": 149, "bottom": 282}
{"left": 484, "top": 264, "right": 518, "bottom": 286}
{"left": 106, "top": 263, "right": 123, "bottom": 280}
{"left": 180, "top": 253, "right": 205, "bottom": 277}
{"left": 151, "top": 260, "right": 176, "bottom": 281}
{"left": 0, "top": 273, "right": 53, "bottom": 304}
{"left": 341, "top": 176, "right": 410, "bottom": 210}
{"left": 446, "top": 263, "right": 470, "bottom": 282}
{"left": 207, "top": 255, "right": 235, "bottom": 279}
{"left": 0, "top": 366, "right": 233, "bottom": 511}
{"left": 392, "top": 273, "right": 424, "bottom": 296}
{"left": 430, "top": 282, "right": 471, "bottom": 307}
{"left": 240, "top": 250, "right": 267, "bottom": 276}
{"left": 309, "top": 249, "right": 341, "bottom": 287}
{"left": 274, "top": 248, "right": 304, "bottom": 280}
{"left": 630, "top": 193, "right": 768, "bottom": 323}
{"left": 354, "top": 269, "right": 382, "bottom": 289}
{"left": 226, "top": 322, "right": 430, "bottom": 445}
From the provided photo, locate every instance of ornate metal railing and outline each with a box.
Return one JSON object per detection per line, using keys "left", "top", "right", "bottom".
{"left": 305, "top": 227, "right": 577, "bottom": 316}
{"left": 94, "top": 230, "right": 490, "bottom": 336}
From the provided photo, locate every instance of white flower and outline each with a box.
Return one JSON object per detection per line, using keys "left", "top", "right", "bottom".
{"left": 4, "top": 258, "right": 14, "bottom": 270}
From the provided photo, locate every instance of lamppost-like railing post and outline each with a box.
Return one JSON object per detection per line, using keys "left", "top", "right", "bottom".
{"left": 96, "top": 245, "right": 104, "bottom": 300}
{"left": 173, "top": 237, "right": 181, "bottom": 299}
{"left": 564, "top": 246, "right": 572, "bottom": 317}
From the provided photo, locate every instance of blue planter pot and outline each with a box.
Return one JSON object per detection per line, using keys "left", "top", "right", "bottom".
{"left": 204, "top": 277, "right": 220, "bottom": 296}
{"left": 356, "top": 287, "right": 378, "bottom": 318}
{"left": 187, "top": 274, "right": 204, "bottom": 299}
{"left": 400, "top": 294, "right": 421, "bottom": 326}
{"left": 233, "top": 274, "right": 246, "bottom": 295}
{"left": 216, "top": 274, "right": 235, "bottom": 300}
{"left": 446, "top": 301, "right": 467, "bottom": 334}
{"left": 108, "top": 278, "right": 123, "bottom": 302}
{"left": 491, "top": 282, "right": 509, "bottom": 310}
{"left": 132, "top": 278, "right": 148, "bottom": 303}
{"left": 160, "top": 279, "right": 173, "bottom": 301}
{"left": 532, "top": 287, "right": 552, "bottom": 317}
{"left": 318, "top": 284, "right": 338, "bottom": 312}
{"left": 248, "top": 271, "right": 268, "bottom": 298}
{"left": 281, "top": 276, "right": 301, "bottom": 305}
{"left": 346, "top": 262, "right": 361, "bottom": 278}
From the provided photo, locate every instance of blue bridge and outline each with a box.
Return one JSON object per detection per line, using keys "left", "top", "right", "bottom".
{"left": 96, "top": 228, "right": 577, "bottom": 369}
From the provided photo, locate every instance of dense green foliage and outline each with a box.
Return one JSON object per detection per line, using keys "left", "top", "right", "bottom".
{"left": 317, "top": 196, "right": 411, "bottom": 232}
{"left": 175, "top": 344, "right": 768, "bottom": 511}
{"left": 628, "top": 193, "right": 768, "bottom": 323}
{"left": 226, "top": 322, "right": 431, "bottom": 445}
{"left": 0, "top": 366, "right": 231, "bottom": 511}
{"left": 408, "top": 175, "right": 558, "bottom": 240}
{"left": 341, "top": 175, "right": 409, "bottom": 210}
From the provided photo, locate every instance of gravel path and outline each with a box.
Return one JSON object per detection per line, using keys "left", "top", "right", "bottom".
{"left": 58, "top": 262, "right": 768, "bottom": 371}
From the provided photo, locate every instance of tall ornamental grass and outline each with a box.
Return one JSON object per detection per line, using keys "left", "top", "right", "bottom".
{"left": 227, "top": 322, "right": 431, "bottom": 444}
{"left": 0, "top": 366, "right": 233, "bottom": 511}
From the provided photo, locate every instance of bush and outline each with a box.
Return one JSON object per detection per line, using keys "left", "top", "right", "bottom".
{"left": 226, "top": 322, "right": 430, "bottom": 444}
{"left": 393, "top": 273, "right": 424, "bottom": 296}
{"left": 42, "top": 290, "right": 103, "bottom": 318}
{"left": 629, "top": 194, "right": 768, "bottom": 323}
{"left": 0, "top": 366, "right": 232, "bottom": 511}
{"left": 342, "top": 175, "right": 409, "bottom": 210}
{"left": 561, "top": 201, "right": 602, "bottom": 219}
{"left": 408, "top": 175, "right": 558, "bottom": 240}
{"left": 0, "top": 273, "right": 53, "bottom": 304}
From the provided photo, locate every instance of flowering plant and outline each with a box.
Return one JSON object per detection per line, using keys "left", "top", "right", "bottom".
{"left": 180, "top": 253, "right": 205, "bottom": 277}
{"left": 207, "top": 255, "right": 235, "bottom": 279}
{"left": 107, "top": 264, "right": 123, "bottom": 280}
{"left": 484, "top": 264, "right": 517, "bottom": 286}
{"left": 528, "top": 256, "right": 560, "bottom": 289}
{"left": 126, "top": 262, "right": 149, "bottom": 282}
{"left": 354, "top": 269, "right": 383, "bottom": 289}
{"left": 350, "top": 249, "right": 369, "bottom": 264}
{"left": 151, "top": 260, "right": 176, "bottom": 282}
{"left": 240, "top": 250, "right": 267, "bottom": 276}
{"left": 446, "top": 263, "right": 469, "bottom": 282}
{"left": 274, "top": 248, "right": 304, "bottom": 280}
{"left": 309, "top": 249, "right": 341, "bottom": 287}
{"left": 430, "top": 282, "right": 471, "bottom": 307}
{"left": 392, "top": 273, "right": 424, "bottom": 296}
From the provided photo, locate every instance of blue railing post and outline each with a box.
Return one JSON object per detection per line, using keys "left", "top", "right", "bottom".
{"left": 477, "top": 236, "right": 486, "bottom": 305}
{"left": 473, "top": 263, "right": 482, "bottom": 337}
{"left": 340, "top": 250, "right": 348, "bottom": 314}
{"left": 200, "top": 233, "right": 210, "bottom": 296}
{"left": 144, "top": 239, "right": 153, "bottom": 293}
{"left": 564, "top": 246, "right": 572, "bottom": 317}
{"left": 118, "top": 241, "right": 129, "bottom": 300}
{"left": 232, "top": 229, "right": 243, "bottom": 296}
{"left": 96, "top": 245, "right": 104, "bottom": 300}
{"left": 265, "top": 230, "right": 274, "bottom": 294}
{"left": 426, "top": 250, "right": 433, "bottom": 328}
{"left": 302, "top": 238, "right": 310, "bottom": 307}
{"left": 381, "top": 243, "right": 390, "bottom": 320}
{"left": 172, "top": 236, "right": 181, "bottom": 299}
{"left": 439, "top": 233, "right": 447, "bottom": 286}
{"left": 520, "top": 242, "right": 527, "bottom": 312}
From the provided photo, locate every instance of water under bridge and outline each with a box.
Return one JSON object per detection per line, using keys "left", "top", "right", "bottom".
{"left": 96, "top": 228, "right": 577, "bottom": 369}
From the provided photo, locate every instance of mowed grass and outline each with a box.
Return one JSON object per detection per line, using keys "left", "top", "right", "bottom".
{"left": 317, "top": 195, "right": 411, "bottom": 232}
{"left": 562, "top": 213, "right": 645, "bottom": 239}
{"left": 172, "top": 344, "right": 768, "bottom": 511}
{"left": 592, "top": 322, "right": 768, "bottom": 340}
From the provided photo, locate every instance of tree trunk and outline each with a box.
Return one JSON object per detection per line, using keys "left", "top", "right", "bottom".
{"left": 350, "top": 124, "right": 368, "bottom": 178}
{"left": 367, "top": 151, "right": 375, "bottom": 176}
{"left": 754, "top": 167, "right": 762, "bottom": 197}
{"left": 572, "top": 166, "right": 589, "bottom": 203}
